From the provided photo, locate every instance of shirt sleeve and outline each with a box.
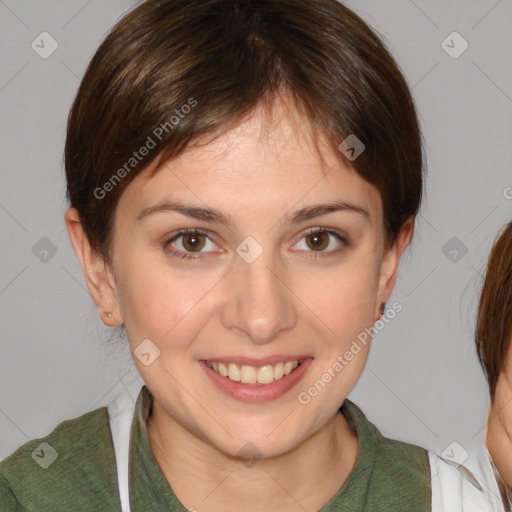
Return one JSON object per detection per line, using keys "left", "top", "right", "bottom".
{"left": 0, "top": 475, "right": 22, "bottom": 512}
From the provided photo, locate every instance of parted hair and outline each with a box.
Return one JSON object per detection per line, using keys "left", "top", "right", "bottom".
{"left": 476, "top": 222, "right": 512, "bottom": 400}
{"left": 64, "top": 0, "right": 425, "bottom": 264}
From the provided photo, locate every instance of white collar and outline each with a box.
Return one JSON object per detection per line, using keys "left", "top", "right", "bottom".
{"left": 107, "top": 369, "right": 144, "bottom": 512}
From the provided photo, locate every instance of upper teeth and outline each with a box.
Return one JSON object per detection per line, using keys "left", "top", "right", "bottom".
{"left": 206, "top": 360, "right": 302, "bottom": 385}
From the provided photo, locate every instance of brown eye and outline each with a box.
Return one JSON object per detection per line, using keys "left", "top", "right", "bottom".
{"left": 182, "top": 232, "right": 206, "bottom": 252}
{"left": 305, "top": 231, "right": 329, "bottom": 251}
{"left": 292, "top": 228, "right": 348, "bottom": 258}
{"left": 164, "top": 229, "right": 216, "bottom": 258}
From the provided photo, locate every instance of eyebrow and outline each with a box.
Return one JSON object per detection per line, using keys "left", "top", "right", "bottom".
{"left": 136, "top": 200, "right": 369, "bottom": 226}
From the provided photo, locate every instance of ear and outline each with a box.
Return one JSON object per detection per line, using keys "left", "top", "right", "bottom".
{"left": 64, "top": 207, "right": 122, "bottom": 326}
{"left": 374, "top": 216, "right": 414, "bottom": 321}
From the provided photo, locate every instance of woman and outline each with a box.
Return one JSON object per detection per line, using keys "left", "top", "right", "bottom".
{"left": 476, "top": 222, "right": 512, "bottom": 510}
{"left": 1, "top": 0, "right": 434, "bottom": 510}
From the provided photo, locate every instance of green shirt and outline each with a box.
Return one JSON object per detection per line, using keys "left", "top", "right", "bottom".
{"left": 1, "top": 386, "right": 431, "bottom": 511}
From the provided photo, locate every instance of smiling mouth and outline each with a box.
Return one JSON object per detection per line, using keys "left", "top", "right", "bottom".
{"left": 205, "top": 359, "right": 305, "bottom": 385}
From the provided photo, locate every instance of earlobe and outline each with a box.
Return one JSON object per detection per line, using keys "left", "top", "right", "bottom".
{"left": 64, "top": 207, "right": 122, "bottom": 326}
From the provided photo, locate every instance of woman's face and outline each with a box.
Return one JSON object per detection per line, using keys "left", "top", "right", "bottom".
{"left": 100, "top": 97, "right": 409, "bottom": 458}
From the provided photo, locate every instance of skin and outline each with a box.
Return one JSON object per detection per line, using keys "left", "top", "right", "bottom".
{"left": 487, "top": 341, "right": 512, "bottom": 490}
{"left": 66, "top": 94, "right": 413, "bottom": 511}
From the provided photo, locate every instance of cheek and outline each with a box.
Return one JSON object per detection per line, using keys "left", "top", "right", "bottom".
{"left": 295, "top": 255, "right": 381, "bottom": 335}
{"left": 115, "top": 253, "right": 220, "bottom": 342}
{"left": 296, "top": 264, "right": 379, "bottom": 411}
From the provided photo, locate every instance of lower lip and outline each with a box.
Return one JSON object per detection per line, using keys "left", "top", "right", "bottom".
{"left": 200, "top": 358, "right": 313, "bottom": 403}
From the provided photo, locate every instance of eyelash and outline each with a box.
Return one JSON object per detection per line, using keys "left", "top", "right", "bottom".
{"left": 163, "top": 227, "right": 349, "bottom": 261}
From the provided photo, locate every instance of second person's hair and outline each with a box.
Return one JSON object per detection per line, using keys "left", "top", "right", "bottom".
{"left": 476, "top": 222, "right": 512, "bottom": 400}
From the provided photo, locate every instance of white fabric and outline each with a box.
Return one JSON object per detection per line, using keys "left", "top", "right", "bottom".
{"left": 429, "top": 447, "right": 506, "bottom": 511}
{"left": 106, "top": 375, "right": 506, "bottom": 512}
{"left": 107, "top": 370, "right": 144, "bottom": 512}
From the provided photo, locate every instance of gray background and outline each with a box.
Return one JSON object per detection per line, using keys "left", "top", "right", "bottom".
{"left": 1, "top": 0, "right": 511, "bottom": 463}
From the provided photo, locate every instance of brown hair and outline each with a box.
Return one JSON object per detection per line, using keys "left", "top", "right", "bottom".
{"left": 65, "top": 0, "right": 425, "bottom": 264}
{"left": 475, "top": 222, "right": 512, "bottom": 400}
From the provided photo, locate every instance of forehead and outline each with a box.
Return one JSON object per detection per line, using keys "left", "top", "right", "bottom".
{"left": 118, "top": 96, "right": 382, "bottom": 222}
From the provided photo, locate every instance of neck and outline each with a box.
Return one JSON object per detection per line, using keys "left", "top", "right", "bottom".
{"left": 147, "top": 402, "right": 358, "bottom": 512}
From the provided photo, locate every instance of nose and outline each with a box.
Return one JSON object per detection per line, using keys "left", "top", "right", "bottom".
{"left": 221, "top": 251, "right": 297, "bottom": 345}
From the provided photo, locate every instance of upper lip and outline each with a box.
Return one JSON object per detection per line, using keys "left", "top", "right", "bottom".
{"left": 202, "top": 355, "right": 312, "bottom": 366}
